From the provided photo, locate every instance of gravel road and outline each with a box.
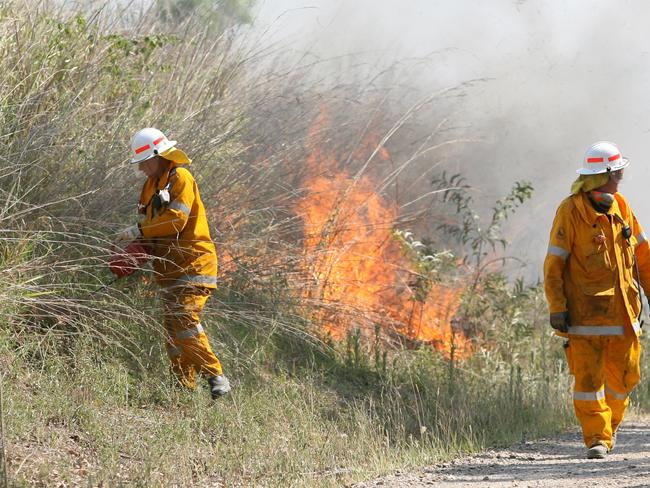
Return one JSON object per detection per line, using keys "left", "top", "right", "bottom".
{"left": 353, "top": 416, "right": 650, "bottom": 487}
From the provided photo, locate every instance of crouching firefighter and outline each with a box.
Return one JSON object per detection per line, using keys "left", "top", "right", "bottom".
{"left": 116, "top": 128, "right": 231, "bottom": 399}
{"left": 544, "top": 141, "right": 650, "bottom": 459}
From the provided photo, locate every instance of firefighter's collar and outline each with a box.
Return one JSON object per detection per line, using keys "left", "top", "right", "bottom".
{"left": 574, "top": 191, "right": 624, "bottom": 225}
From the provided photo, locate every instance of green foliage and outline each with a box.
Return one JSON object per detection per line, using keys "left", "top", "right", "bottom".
{"left": 432, "top": 172, "right": 533, "bottom": 281}
{"left": 0, "top": 3, "right": 247, "bottom": 225}
{"left": 156, "top": 0, "right": 256, "bottom": 29}
{"left": 102, "top": 32, "right": 178, "bottom": 102}
{"left": 394, "top": 229, "right": 459, "bottom": 303}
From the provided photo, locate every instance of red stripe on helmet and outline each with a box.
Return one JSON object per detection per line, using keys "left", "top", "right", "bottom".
{"left": 587, "top": 157, "right": 604, "bottom": 163}
{"left": 608, "top": 153, "right": 621, "bottom": 162}
{"left": 153, "top": 136, "right": 165, "bottom": 146}
{"left": 135, "top": 144, "right": 151, "bottom": 154}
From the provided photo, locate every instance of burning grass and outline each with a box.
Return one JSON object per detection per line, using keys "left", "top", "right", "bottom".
{"left": 294, "top": 105, "right": 469, "bottom": 356}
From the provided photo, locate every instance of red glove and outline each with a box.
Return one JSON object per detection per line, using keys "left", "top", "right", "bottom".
{"left": 109, "top": 241, "right": 152, "bottom": 278}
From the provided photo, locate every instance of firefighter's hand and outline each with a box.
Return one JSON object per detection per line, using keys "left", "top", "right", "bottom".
{"left": 116, "top": 224, "right": 141, "bottom": 242}
{"left": 549, "top": 311, "right": 570, "bottom": 333}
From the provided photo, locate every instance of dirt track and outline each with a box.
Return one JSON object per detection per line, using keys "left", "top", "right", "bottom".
{"left": 353, "top": 416, "right": 650, "bottom": 487}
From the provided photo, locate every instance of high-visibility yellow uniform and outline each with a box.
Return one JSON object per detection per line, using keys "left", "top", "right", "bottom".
{"left": 161, "top": 285, "right": 222, "bottom": 388}
{"left": 139, "top": 159, "right": 223, "bottom": 388}
{"left": 139, "top": 164, "right": 218, "bottom": 289}
{"left": 544, "top": 191, "right": 650, "bottom": 449}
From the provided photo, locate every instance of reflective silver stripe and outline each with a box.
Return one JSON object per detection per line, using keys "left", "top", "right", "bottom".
{"left": 568, "top": 325, "right": 625, "bottom": 336}
{"left": 167, "top": 346, "right": 182, "bottom": 357}
{"left": 605, "top": 386, "right": 628, "bottom": 401}
{"left": 633, "top": 321, "right": 642, "bottom": 335}
{"left": 547, "top": 245, "right": 570, "bottom": 260}
{"left": 176, "top": 323, "right": 204, "bottom": 340}
{"left": 637, "top": 231, "right": 647, "bottom": 245}
{"left": 168, "top": 201, "right": 190, "bottom": 215}
{"left": 574, "top": 388, "right": 605, "bottom": 401}
{"left": 171, "top": 275, "right": 218, "bottom": 287}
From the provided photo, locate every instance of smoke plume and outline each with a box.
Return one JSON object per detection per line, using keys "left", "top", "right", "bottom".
{"left": 250, "top": 0, "right": 650, "bottom": 280}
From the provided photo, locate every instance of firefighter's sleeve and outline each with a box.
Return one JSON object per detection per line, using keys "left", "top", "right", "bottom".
{"left": 631, "top": 211, "right": 650, "bottom": 295}
{"left": 543, "top": 203, "right": 574, "bottom": 314}
{"left": 140, "top": 169, "right": 194, "bottom": 238}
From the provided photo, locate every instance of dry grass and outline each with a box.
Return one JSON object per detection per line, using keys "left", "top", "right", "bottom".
{"left": 1, "top": 321, "right": 575, "bottom": 487}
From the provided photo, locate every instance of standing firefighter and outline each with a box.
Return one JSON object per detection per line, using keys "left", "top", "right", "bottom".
{"left": 544, "top": 141, "right": 650, "bottom": 459}
{"left": 116, "top": 128, "right": 231, "bottom": 399}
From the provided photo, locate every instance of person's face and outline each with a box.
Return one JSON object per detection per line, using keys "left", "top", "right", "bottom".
{"left": 611, "top": 168, "right": 624, "bottom": 182}
{"left": 597, "top": 169, "right": 624, "bottom": 193}
{"left": 609, "top": 169, "right": 624, "bottom": 191}
{"left": 138, "top": 156, "right": 164, "bottom": 177}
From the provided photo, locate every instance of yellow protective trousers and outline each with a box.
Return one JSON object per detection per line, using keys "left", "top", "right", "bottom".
{"left": 161, "top": 285, "right": 223, "bottom": 388}
{"left": 565, "top": 332, "right": 641, "bottom": 449}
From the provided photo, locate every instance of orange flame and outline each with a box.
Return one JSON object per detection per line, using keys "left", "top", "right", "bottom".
{"left": 295, "top": 106, "right": 468, "bottom": 357}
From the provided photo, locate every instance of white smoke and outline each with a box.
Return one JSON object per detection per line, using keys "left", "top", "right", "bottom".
{"left": 250, "top": 0, "right": 650, "bottom": 281}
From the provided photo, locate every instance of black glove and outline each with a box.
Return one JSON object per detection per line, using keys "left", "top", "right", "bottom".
{"left": 549, "top": 311, "right": 570, "bottom": 333}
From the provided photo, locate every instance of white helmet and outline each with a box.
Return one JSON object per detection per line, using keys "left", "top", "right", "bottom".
{"left": 130, "top": 128, "right": 177, "bottom": 164}
{"left": 577, "top": 141, "right": 629, "bottom": 175}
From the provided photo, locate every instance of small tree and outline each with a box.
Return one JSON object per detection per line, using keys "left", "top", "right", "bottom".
{"left": 431, "top": 172, "right": 533, "bottom": 287}
{"left": 156, "top": 0, "right": 256, "bottom": 30}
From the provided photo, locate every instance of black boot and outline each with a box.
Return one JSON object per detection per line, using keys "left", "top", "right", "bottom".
{"left": 208, "top": 375, "right": 231, "bottom": 399}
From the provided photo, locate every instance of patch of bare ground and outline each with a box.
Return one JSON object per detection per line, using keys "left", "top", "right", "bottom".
{"left": 7, "top": 426, "right": 96, "bottom": 487}
{"left": 353, "top": 415, "right": 650, "bottom": 488}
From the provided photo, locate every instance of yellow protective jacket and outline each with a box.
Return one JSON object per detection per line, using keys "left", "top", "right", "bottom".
{"left": 138, "top": 162, "right": 218, "bottom": 288}
{"left": 544, "top": 191, "right": 650, "bottom": 337}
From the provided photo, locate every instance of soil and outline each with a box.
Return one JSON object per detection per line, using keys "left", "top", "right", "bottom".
{"left": 353, "top": 416, "right": 650, "bottom": 488}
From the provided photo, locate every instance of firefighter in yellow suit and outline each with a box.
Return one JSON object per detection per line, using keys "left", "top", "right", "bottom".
{"left": 544, "top": 141, "right": 650, "bottom": 458}
{"left": 117, "top": 128, "right": 231, "bottom": 398}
